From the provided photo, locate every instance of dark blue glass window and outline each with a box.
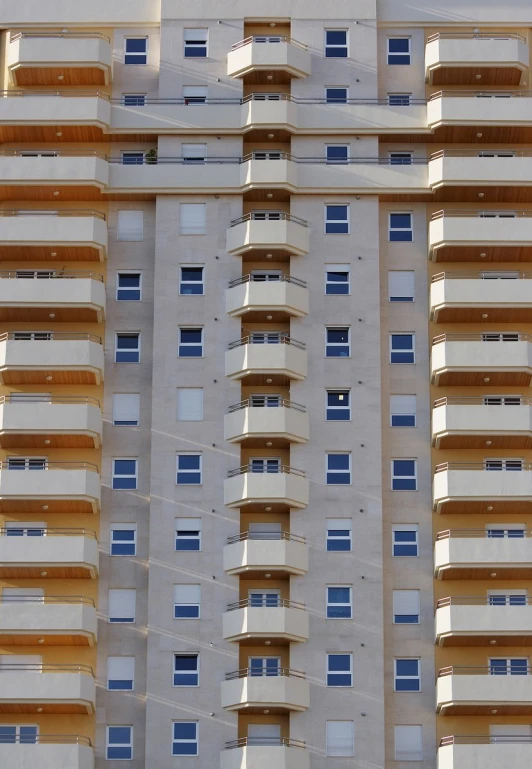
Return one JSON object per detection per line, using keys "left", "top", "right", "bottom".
{"left": 395, "top": 659, "right": 420, "bottom": 691}
{"left": 327, "top": 653, "right": 352, "bottom": 686}
{"left": 115, "top": 333, "right": 140, "bottom": 363}
{"left": 177, "top": 454, "right": 202, "bottom": 484}
{"left": 326, "top": 269, "right": 350, "bottom": 295}
{"left": 180, "top": 267, "right": 204, "bottom": 295}
{"left": 325, "top": 205, "right": 349, "bottom": 234}
{"left": 327, "top": 586, "right": 352, "bottom": 618}
{"left": 112, "top": 459, "right": 137, "bottom": 490}
{"left": 325, "top": 30, "right": 348, "bottom": 58}
{"left": 117, "top": 273, "right": 141, "bottom": 301}
{"left": 111, "top": 528, "right": 136, "bottom": 556}
{"left": 326, "top": 87, "right": 348, "bottom": 103}
{"left": 390, "top": 333, "right": 414, "bottom": 363}
{"left": 125, "top": 38, "right": 147, "bottom": 64}
{"left": 392, "top": 459, "right": 417, "bottom": 490}
{"left": 107, "top": 726, "right": 132, "bottom": 759}
{"left": 173, "top": 655, "right": 199, "bottom": 686}
{"left": 179, "top": 328, "right": 203, "bottom": 357}
{"left": 326, "top": 390, "right": 350, "bottom": 420}
{"left": 389, "top": 213, "right": 413, "bottom": 241}
{"left": 172, "top": 722, "right": 198, "bottom": 755}
{"left": 387, "top": 38, "right": 410, "bottom": 65}
{"left": 393, "top": 529, "right": 418, "bottom": 557}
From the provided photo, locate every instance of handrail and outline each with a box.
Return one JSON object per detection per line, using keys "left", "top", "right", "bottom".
{"left": 438, "top": 595, "right": 532, "bottom": 607}
{"left": 434, "top": 396, "right": 531, "bottom": 406}
{"left": 0, "top": 270, "right": 104, "bottom": 281}
{"left": 437, "top": 528, "right": 532, "bottom": 539}
{"left": 227, "top": 398, "right": 306, "bottom": 413}
{"left": 0, "top": 331, "right": 102, "bottom": 343}
{"left": 225, "top": 667, "right": 306, "bottom": 680}
{"left": 0, "top": 209, "right": 105, "bottom": 220}
{"left": 0, "top": 663, "right": 94, "bottom": 674}
{"left": 435, "top": 461, "right": 532, "bottom": 472}
{"left": 432, "top": 209, "right": 532, "bottom": 219}
{"left": 0, "top": 527, "right": 97, "bottom": 537}
{"left": 228, "top": 335, "right": 306, "bottom": 350}
{"left": 230, "top": 211, "right": 308, "bottom": 227}
{"left": 432, "top": 271, "right": 532, "bottom": 281}
{"left": 427, "top": 32, "right": 526, "bottom": 42}
{"left": 0, "top": 395, "right": 100, "bottom": 407}
{"left": 228, "top": 274, "right": 307, "bottom": 288}
{"left": 231, "top": 35, "right": 307, "bottom": 50}
{"left": 0, "top": 149, "right": 108, "bottom": 159}
{"left": 430, "top": 90, "right": 532, "bottom": 99}
{"left": 433, "top": 332, "right": 532, "bottom": 344}
{"left": 0, "top": 89, "right": 110, "bottom": 99}
{"left": 0, "top": 461, "right": 99, "bottom": 472}
{"left": 0, "top": 595, "right": 95, "bottom": 605}
{"left": 440, "top": 735, "right": 532, "bottom": 746}
{"left": 226, "top": 597, "right": 306, "bottom": 611}
{"left": 439, "top": 664, "right": 532, "bottom": 676}
{"left": 0, "top": 734, "right": 93, "bottom": 746}
{"left": 431, "top": 149, "right": 532, "bottom": 159}
{"left": 227, "top": 531, "right": 306, "bottom": 544}
{"left": 228, "top": 464, "right": 306, "bottom": 478}
{"left": 225, "top": 737, "right": 306, "bottom": 749}
{"left": 11, "top": 31, "right": 111, "bottom": 42}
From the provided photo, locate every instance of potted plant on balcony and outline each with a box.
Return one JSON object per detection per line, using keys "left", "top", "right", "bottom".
{"left": 145, "top": 148, "right": 158, "bottom": 165}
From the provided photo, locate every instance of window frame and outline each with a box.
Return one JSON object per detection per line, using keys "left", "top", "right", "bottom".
{"left": 107, "top": 657, "right": 135, "bottom": 692}
{"left": 175, "top": 519, "right": 202, "bottom": 551}
{"left": 387, "top": 37, "right": 411, "bottom": 65}
{"left": 393, "top": 589, "right": 420, "bottom": 625}
{"left": 122, "top": 94, "right": 146, "bottom": 106}
{"left": 388, "top": 93, "right": 411, "bottom": 106}
{"left": 179, "top": 265, "right": 205, "bottom": 296}
{"left": 325, "top": 264, "right": 350, "bottom": 295}
{"left": 110, "top": 523, "right": 137, "bottom": 556}
{"left": 178, "top": 327, "right": 204, "bottom": 358}
{"left": 391, "top": 459, "right": 418, "bottom": 491}
{"left": 392, "top": 525, "right": 419, "bottom": 557}
{"left": 389, "top": 212, "right": 413, "bottom": 242}
{"left": 325, "top": 203, "right": 349, "bottom": 234}
{"left": 326, "top": 721, "right": 354, "bottom": 757}
{"left": 326, "top": 585, "right": 353, "bottom": 619}
{"left": 112, "top": 393, "right": 140, "bottom": 426}
{"left": 106, "top": 725, "right": 133, "bottom": 760}
{"left": 326, "top": 390, "right": 351, "bottom": 421}
{"left": 116, "top": 271, "right": 142, "bottom": 302}
{"left": 325, "top": 29, "right": 348, "bottom": 58}
{"left": 325, "top": 144, "right": 350, "bottom": 165}
{"left": 326, "top": 518, "right": 352, "bottom": 552}
{"left": 124, "top": 37, "right": 147, "bottom": 65}
{"left": 173, "top": 653, "right": 200, "bottom": 687}
{"left": 326, "top": 652, "right": 353, "bottom": 687}
{"left": 176, "top": 453, "right": 202, "bottom": 485}
{"left": 174, "top": 584, "right": 201, "bottom": 620}
{"left": 172, "top": 721, "right": 199, "bottom": 757}
{"left": 108, "top": 589, "right": 136, "bottom": 624}
{"left": 388, "top": 270, "right": 415, "bottom": 302}
{"left": 115, "top": 332, "right": 141, "bottom": 364}
{"left": 112, "top": 458, "right": 138, "bottom": 491}
{"left": 326, "top": 452, "right": 352, "bottom": 485}
{"left": 390, "top": 394, "right": 417, "bottom": 427}
{"left": 325, "top": 86, "right": 348, "bottom": 103}
{"left": 326, "top": 326, "right": 351, "bottom": 358}
{"left": 0, "top": 724, "right": 38, "bottom": 744}
{"left": 394, "top": 658, "right": 421, "bottom": 692}
{"left": 184, "top": 28, "right": 208, "bottom": 58}
{"left": 390, "top": 333, "right": 415, "bottom": 364}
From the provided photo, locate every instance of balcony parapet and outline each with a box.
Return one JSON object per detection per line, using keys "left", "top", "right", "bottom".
{"left": 221, "top": 739, "right": 309, "bottom": 769}
{"left": 224, "top": 465, "right": 309, "bottom": 508}
{"left": 224, "top": 531, "right": 308, "bottom": 575}
{"left": 0, "top": 734, "right": 94, "bottom": 769}
{"left": 223, "top": 598, "right": 309, "bottom": 643}
{"left": 221, "top": 667, "right": 310, "bottom": 711}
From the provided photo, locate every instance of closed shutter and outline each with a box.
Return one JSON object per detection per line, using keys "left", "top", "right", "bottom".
{"left": 117, "top": 211, "right": 144, "bottom": 241}
{"left": 394, "top": 725, "right": 422, "bottom": 761}
{"left": 390, "top": 395, "right": 416, "bottom": 415}
{"left": 107, "top": 656, "right": 134, "bottom": 684}
{"left": 182, "top": 144, "right": 207, "bottom": 159}
{"left": 393, "top": 590, "right": 420, "bottom": 618}
{"left": 326, "top": 721, "right": 354, "bottom": 757}
{"left": 113, "top": 394, "right": 140, "bottom": 425}
{"left": 174, "top": 585, "right": 201, "bottom": 604}
{"left": 176, "top": 388, "right": 203, "bottom": 421}
{"left": 175, "top": 518, "right": 201, "bottom": 532}
{"left": 108, "top": 589, "right": 136, "bottom": 621}
{"left": 180, "top": 203, "right": 206, "bottom": 235}
{"left": 388, "top": 270, "right": 415, "bottom": 300}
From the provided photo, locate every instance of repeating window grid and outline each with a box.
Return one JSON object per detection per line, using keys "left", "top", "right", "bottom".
{"left": 326, "top": 452, "right": 351, "bottom": 485}
{"left": 326, "top": 327, "right": 350, "bottom": 357}
{"left": 326, "top": 585, "right": 352, "bottom": 619}
{"left": 124, "top": 37, "right": 147, "bottom": 65}
{"left": 173, "top": 654, "right": 199, "bottom": 687}
{"left": 388, "top": 270, "right": 415, "bottom": 302}
{"left": 325, "top": 86, "right": 348, "bottom": 103}
{"left": 175, "top": 519, "right": 202, "bottom": 551}
{"left": 178, "top": 327, "right": 204, "bottom": 357}
{"left": 174, "top": 585, "right": 201, "bottom": 619}
{"left": 389, "top": 212, "right": 413, "bottom": 242}
{"left": 387, "top": 37, "right": 411, "bottom": 65}
{"left": 390, "top": 333, "right": 415, "bottom": 364}
{"left": 116, "top": 272, "right": 142, "bottom": 301}
{"left": 107, "top": 657, "right": 135, "bottom": 691}
{"left": 106, "top": 726, "right": 133, "bottom": 760}
{"left": 112, "top": 458, "right": 138, "bottom": 490}
{"left": 179, "top": 266, "right": 204, "bottom": 295}
{"left": 115, "top": 333, "right": 140, "bottom": 363}
{"left": 393, "top": 525, "right": 419, "bottom": 557}
{"left": 395, "top": 725, "right": 423, "bottom": 762}
{"left": 325, "top": 204, "right": 349, "bottom": 234}
{"left": 326, "top": 721, "right": 354, "bottom": 757}
{"left": 326, "top": 519, "right": 352, "bottom": 552}
{"left": 327, "top": 653, "right": 353, "bottom": 686}
{"left": 184, "top": 29, "right": 208, "bottom": 58}
{"left": 325, "top": 29, "right": 348, "bottom": 58}
{"left": 394, "top": 659, "right": 421, "bottom": 692}
{"left": 172, "top": 722, "right": 198, "bottom": 756}
{"left": 325, "top": 265, "right": 350, "bottom": 295}
{"left": 110, "top": 524, "right": 137, "bottom": 556}
{"left": 489, "top": 657, "right": 529, "bottom": 675}
{"left": 326, "top": 390, "right": 351, "bottom": 421}
{"left": 390, "top": 394, "right": 417, "bottom": 427}
{"left": 176, "top": 453, "right": 202, "bottom": 485}
{"left": 392, "top": 459, "right": 418, "bottom": 491}
{"left": 393, "top": 590, "right": 420, "bottom": 624}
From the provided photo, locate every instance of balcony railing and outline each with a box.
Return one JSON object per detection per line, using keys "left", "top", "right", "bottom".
{"left": 0, "top": 594, "right": 95, "bottom": 606}
{"left": 432, "top": 209, "right": 532, "bottom": 220}
{"left": 0, "top": 89, "right": 110, "bottom": 100}
{"left": 226, "top": 598, "right": 305, "bottom": 611}
{"left": 431, "top": 149, "right": 532, "bottom": 160}
{"left": 0, "top": 208, "right": 105, "bottom": 220}
{"left": 0, "top": 395, "right": 100, "bottom": 406}
{"left": 227, "top": 465, "right": 306, "bottom": 478}
{"left": 227, "top": 399, "right": 306, "bottom": 413}
{"left": 225, "top": 737, "right": 306, "bottom": 749}
{"left": 227, "top": 531, "right": 306, "bottom": 545}
{"left": 10, "top": 32, "right": 111, "bottom": 43}
{"left": 0, "top": 332, "right": 102, "bottom": 344}
{"left": 0, "top": 734, "right": 92, "bottom": 745}
{"left": 427, "top": 32, "right": 527, "bottom": 43}
{"left": 0, "top": 663, "right": 94, "bottom": 674}
{"left": 439, "top": 665, "right": 532, "bottom": 676}
{"left": 432, "top": 271, "right": 532, "bottom": 282}
{"left": 440, "top": 735, "right": 532, "bottom": 746}
{"left": 430, "top": 90, "right": 532, "bottom": 99}
{"left": 437, "top": 528, "right": 532, "bottom": 540}
{"left": 435, "top": 461, "right": 532, "bottom": 474}
{"left": 231, "top": 36, "right": 308, "bottom": 51}
{"left": 433, "top": 332, "right": 532, "bottom": 344}
{"left": 228, "top": 336, "right": 306, "bottom": 350}
{"left": 0, "top": 270, "right": 104, "bottom": 282}
{"left": 228, "top": 274, "right": 307, "bottom": 289}
{"left": 230, "top": 211, "right": 308, "bottom": 227}
{"left": 438, "top": 596, "right": 532, "bottom": 608}
{"left": 434, "top": 396, "right": 532, "bottom": 407}
{"left": 225, "top": 667, "right": 306, "bottom": 680}
{"left": 0, "top": 527, "right": 97, "bottom": 538}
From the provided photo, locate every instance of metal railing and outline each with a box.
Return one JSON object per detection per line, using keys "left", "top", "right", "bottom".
{"left": 228, "top": 335, "right": 306, "bottom": 350}
{"left": 225, "top": 667, "right": 306, "bottom": 680}
{"left": 439, "top": 665, "right": 532, "bottom": 676}
{"left": 0, "top": 527, "right": 97, "bottom": 538}
{"left": 440, "top": 735, "right": 532, "bottom": 746}
{"left": 0, "top": 461, "right": 99, "bottom": 472}
{"left": 435, "top": 461, "right": 532, "bottom": 473}
{"left": 430, "top": 90, "right": 532, "bottom": 99}
{"left": 432, "top": 270, "right": 532, "bottom": 281}
{"left": 225, "top": 737, "right": 306, "bottom": 749}
{"left": 0, "top": 270, "right": 104, "bottom": 281}
{"left": 433, "top": 332, "right": 532, "bottom": 344}
{"left": 10, "top": 31, "right": 111, "bottom": 42}
{"left": 227, "top": 398, "right": 306, "bottom": 413}
{"left": 228, "top": 464, "right": 306, "bottom": 478}
{"left": 0, "top": 89, "right": 110, "bottom": 99}
{"left": 431, "top": 149, "right": 532, "bottom": 159}
{"left": 227, "top": 530, "right": 306, "bottom": 545}
{"left": 226, "top": 597, "right": 306, "bottom": 611}
{"left": 437, "top": 528, "right": 532, "bottom": 539}
{"left": 0, "top": 734, "right": 92, "bottom": 746}
{"left": 230, "top": 211, "right": 308, "bottom": 227}
{"left": 427, "top": 32, "right": 527, "bottom": 42}
{"left": 0, "top": 208, "right": 105, "bottom": 220}
{"left": 231, "top": 35, "right": 307, "bottom": 50}
{"left": 437, "top": 595, "right": 532, "bottom": 607}
{"left": 432, "top": 209, "right": 532, "bottom": 219}
{"left": 0, "top": 594, "right": 95, "bottom": 605}
{"left": 0, "top": 395, "right": 100, "bottom": 406}
{"left": 0, "top": 663, "right": 94, "bottom": 674}
{"left": 434, "top": 396, "right": 531, "bottom": 407}
{"left": 228, "top": 274, "right": 307, "bottom": 288}
{"left": 0, "top": 331, "right": 102, "bottom": 344}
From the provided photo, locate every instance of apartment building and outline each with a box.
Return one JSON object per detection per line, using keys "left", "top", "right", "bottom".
{"left": 0, "top": 0, "right": 530, "bottom": 767}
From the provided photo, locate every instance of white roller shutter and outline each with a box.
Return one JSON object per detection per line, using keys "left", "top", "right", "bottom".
{"left": 117, "top": 211, "right": 144, "bottom": 241}
{"left": 176, "top": 389, "right": 203, "bottom": 421}
{"left": 180, "top": 203, "right": 206, "bottom": 235}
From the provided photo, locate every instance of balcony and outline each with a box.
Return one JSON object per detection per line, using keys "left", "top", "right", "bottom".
{"left": 227, "top": 37, "right": 311, "bottom": 79}
{"left": 0, "top": 332, "right": 104, "bottom": 386}
{"left": 0, "top": 663, "right": 95, "bottom": 713}
{"left": 433, "top": 462, "right": 532, "bottom": 515}
{"left": 221, "top": 740, "right": 309, "bottom": 769}
{"left": 436, "top": 596, "right": 532, "bottom": 646}
{"left": 222, "top": 668, "right": 309, "bottom": 712}
{"left": 0, "top": 527, "right": 98, "bottom": 579}
{"left": 0, "top": 595, "right": 97, "bottom": 645}
{"left": 0, "top": 395, "right": 102, "bottom": 448}
{"left": 0, "top": 151, "right": 109, "bottom": 195}
{"left": 224, "top": 400, "right": 309, "bottom": 444}
{"left": 437, "top": 665, "right": 532, "bottom": 715}
{"left": 0, "top": 210, "right": 107, "bottom": 262}
{"left": 226, "top": 212, "right": 310, "bottom": 257}
{"left": 438, "top": 736, "right": 532, "bottom": 769}
{"left": 0, "top": 461, "right": 101, "bottom": 515}
{"left": 0, "top": 736, "right": 94, "bottom": 769}
{"left": 427, "top": 91, "right": 532, "bottom": 134}
{"left": 435, "top": 529, "right": 532, "bottom": 580}
{"left": 431, "top": 333, "right": 532, "bottom": 387}
{"left": 0, "top": 91, "right": 110, "bottom": 137}
{"left": 226, "top": 275, "right": 309, "bottom": 319}
{"left": 224, "top": 466, "right": 309, "bottom": 509}
{"left": 432, "top": 397, "right": 532, "bottom": 449}
{"left": 225, "top": 337, "right": 307, "bottom": 381}
{"left": 425, "top": 33, "right": 528, "bottom": 85}
{"left": 223, "top": 599, "right": 309, "bottom": 643}
{"left": 430, "top": 272, "right": 532, "bottom": 323}
{"left": 223, "top": 532, "right": 308, "bottom": 576}
{"left": 429, "top": 151, "right": 532, "bottom": 195}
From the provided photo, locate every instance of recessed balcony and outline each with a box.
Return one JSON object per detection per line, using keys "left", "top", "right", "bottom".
{"left": 223, "top": 532, "right": 308, "bottom": 577}
{"left": 224, "top": 400, "right": 309, "bottom": 444}
{"left": 0, "top": 595, "right": 97, "bottom": 646}
{"left": 227, "top": 37, "right": 311, "bottom": 79}
{"left": 431, "top": 333, "right": 532, "bottom": 387}
{"left": 224, "top": 466, "right": 309, "bottom": 509}
{"left": 222, "top": 668, "right": 309, "bottom": 712}
{"left": 225, "top": 336, "right": 307, "bottom": 381}
{"left": 226, "top": 212, "right": 310, "bottom": 257}
{"left": 438, "top": 736, "right": 532, "bottom": 769}
{"left": 0, "top": 92, "right": 110, "bottom": 140}
{"left": 0, "top": 663, "right": 95, "bottom": 713}
{"left": 8, "top": 32, "right": 113, "bottom": 86}
{"left": 222, "top": 599, "right": 309, "bottom": 643}
{"left": 0, "top": 395, "right": 102, "bottom": 448}
{"left": 0, "top": 461, "right": 101, "bottom": 515}
{"left": 226, "top": 275, "right": 309, "bottom": 319}
{"left": 221, "top": 740, "right": 309, "bottom": 769}
{"left": 429, "top": 151, "right": 532, "bottom": 195}
{"left": 433, "top": 462, "right": 532, "bottom": 514}
{"left": 429, "top": 210, "right": 532, "bottom": 263}
{"left": 432, "top": 397, "right": 532, "bottom": 449}
{"left": 0, "top": 271, "right": 105, "bottom": 322}
{"left": 0, "top": 332, "right": 104, "bottom": 386}
{"left": 436, "top": 596, "right": 532, "bottom": 646}
{"left": 435, "top": 529, "right": 532, "bottom": 580}
{"left": 0, "top": 210, "right": 107, "bottom": 262}
{"left": 425, "top": 33, "right": 528, "bottom": 85}
{"left": 430, "top": 272, "right": 532, "bottom": 323}
{"left": 437, "top": 666, "right": 532, "bottom": 715}
{"left": 0, "top": 736, "right": 94, "bottom": 769}
{"left": 0, "top": 527, "right": 98, "bottom": 579}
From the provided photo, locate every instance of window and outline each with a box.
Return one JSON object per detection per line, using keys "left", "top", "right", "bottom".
{"left": 106, "top": 726, "right": 133, "bottom": 759}
{"left": 326, "top": 145, "right": 349, "bottom": 164}
{"left": 395, "top": 726, "right": 423, "bottom": 761}
{"left": 174, "top": 585, "right": 201, "bottom": 619}
{"left": 393, "top": 590, "right": 420, "bottom": 624}
{"left": 487, "top": 524, "right": 525, "bottom": 538}
{"left": 7, "top": 457, "right": 46, "bottom": 470}
{"left": 176, "top": 388, "right": 204, "bottom": 421}
{"left": 326, "top": 721, "right": 354, "bottom": 757}
{"left": 4, "top": 521, "right": 45, "bottom": 537}
{"left": 184, "top": 29, "right": 208, "bottom": 57}
{"left": 249, "top": 589, "right": 281, "bottom": 607}
{"left": 173, "top": 654, "right": 199, "bottom": 686}
{"left": 390, "top": 333, "right": 415, "bottom": 363}
{"left": 183, "top": 86, "right": 207, "bottom": 104}
{"left": 390, "top": 395, "right": 416, "bottom": 427}
{"left": 388, "top": 93, "right": 411, "bottom": 106}
{"left": 388, "top": 271, "right": 414, "bottom": 302}
{"left": 327, "top": 586, "right": 352, "bottom": 619}
{"left": 250, "top": 458, "right": 280, "bottom": 473}
{"left": 115, "top": 333, "right": 140, "bottom": 363}
{"left": 125, "top": 37, "right": 147, "bottom": 64}
{"left": 178, "top": 327, "right": 203, "bottom": 357}
{"left": 392, "top": 459, "right": 417, "bottom": 491}
{"left": 393, "top": 526, "right": 419, "bottom": 557}
{"left": 112, "top": 459, "right": 138, "bottom": 490}
{"left": 179, "top": 266, "right": 204, "bottom": 295}
{"left": 325, "top": 30, "right": 348, "bottom": 58}
{"left": 326, "top": 327, "right": 350, "bottom": 357}
{"left": 387, "top": 37, "right": 411, "bottom": 65}
{"left": 327, "top": 653, "right": 353, "bottom": 686}
{"left": 2, "top": 587, "right": 43, "bottom": 603}
{"left": 122, "top": 94, "right": 146, "bottom": 106}
{"left": 112, "top": 394, "right": 140, "bottom": 426}
{"left": 325, "top": 86, "right": 348, "bottom": 103}
{"left": 175, "top": 518, "right": 201, "bottom": 551}
{"left": 395, "top": 659, "right": 420, "bottom": 691}
{"left": 182, "top": 144, "right": 207, "bottom": 164}
{"left": 488, "top": 591, "right": 527, "bottom": 606}
{"left": 116, "top": 272, "right": 141, "bottom": 301}
{"left": 249, "top": 656, "right": 281, "bottom": 676}
{"left": 110, "top": 524, "right": 137, "bottom": 556}
{"left": 108, "top": 589, "right": 136, "bottom": 623}
{"left": 326, "top": 390, "right": 351, "bottom": 421}
{"left": 248, "top": 522, "right": 282, "bottom": 540}
{"left": 180, "top": 203, "right": 206, "bottom": 234}
{"left": 326, "top": 453, "right": 351, "bottom": 485}
{"left": 121, "top": 151, "right": 144, "bottom": 166}
{"left": 117, "top": 211, "right": 143, "bottom": 241}
{"left": 325, "top": 204, "right": 349, "bottom": 234}
{"left": 489, "top": 658, "right": 528, "bottom": 675}
{"left": 485, "top": 458, "right": 523, "bottom": 471}
{"left": 327, "top": 518, "right": 352, "bottom": 552}
{"left": 176, "top": 453, "right": 202, "bottom": 485}
{"left": 0, "top": 725, "right": 38, "bottom": 744}
{"left": 172, "top": 722, "right": 198, "bottom": 756}
{"left": 389, "top": 152, "right": 413, "bottom": 166}
{"left": 325, "top": 264, "right": 350, "bottom": 295}
{"left": 107, "top": 657, "right": 135, "bottom": 691}
{"left": 389, "top": 212, "right": 413, "bottom": 241}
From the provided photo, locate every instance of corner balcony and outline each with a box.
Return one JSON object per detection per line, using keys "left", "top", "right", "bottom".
{"left": 239, "top": 154, "right": 298, "bottom": 191}
{"left": 430, "top": 272, "right": 532, "bottom": 323}
{"left": 438, "top": 736, "right": 532, "bottom": 769}
{"left": 224, "top": 466, "right": 309, "bottom": 509}
{"left": 222, "top": 668, "right": 309, "bottom": 712}
{"left": 425, "top": 33, "right": 528, "bottom": 85}
{"left": 0, "top": 91, "right": 110, "bottom": 136}
{"left": 0, "top": 736, "right": 94, "bottom": 769}
{"left": 0, "top": 210, "right": 107, "bottom": 262}
{"left": 225, "top": 336, "right": 307, "bottom": 381}
{"left": 226, "top": 275, "right": 309, "bottom": 319}
{"left": 0, "top": 663, "right": 95, "bottom": 713}
{"left": 437, "top": 665, "right": 532, "bottom": 715}
{"left": 436, "top": 596, "right": 532, "bottom": 646}
{"left": 431, "top": 333, "right": 532, "bottom": 387}
{"left": 0, "top": 595, "right": 97, "bottom": 646}
{"left": 221, "top": 740, "right": 309, "bottom": 769}
{"left": 223, "top": 532, "right": 308, "bottom": 576}
{"left": 435, "top": 529, "right": 532, "bottom": 580}
{"left": 226, "top": 212, "right": 310, "bottom": 257}
{"left": 227, "top": 37, "right": 311, "bottom": 79}
{"left": 429, "top": 151, "right": 532, "bottom": 194}
{"left": 0, "top": 527, "right": 98, "bottom": 579}
{"left": 223, "top": 599, "right": 309, "bottom": 642}
{"left": 0, "top": 332, "right": 104, "bottom": 386}
{"left": 432, "top": 397, "right": 532, "bottom": 449}
{"left": 0, "top": 151, "right": 109, "bottom": 194}
{"left": 427, "top": 91, "right": 532, "bottom": 134}
{"left": 241, "top": 95, "right": 298, "bottom": 133}
{"left": 429, "top": 210, "right": 532, "bottom": 263}
{"left": 0, "top": 395, "right": 103, "bottom": 448}
{"left": 433, "top": 462, "right": 532, "bottom": 515}
{"left": 224, "top": 400, "right": 309, "bottom": 444}
{"left": 8, "top": 32, "right": 113, "bottom": 86}
{"left": 0, "top": 462, "right": 101, "bottom": 515}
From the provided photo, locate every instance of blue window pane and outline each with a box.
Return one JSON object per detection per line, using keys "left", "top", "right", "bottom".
{"left": 110, "top": 617, "right": 134, "bottom": 623}
{"left": 390, "top": 214, "right": 412, "bottom": 228}
{"left": 181, "top": 329, "right": 202, "bottom": 343}
{"left": 394, "top": 460, "right": 415, "bottom": 475}
{"left": 113, "top": 477, "right": 137, "bottom": 490}
{"left": 326, "top": 346, "right": 350, "bottom": 357}
{"left": 389, "top": 94, "right": 410, "bottom": 105}
{"left": 116, "top": 350, "right": 140, "bottom": 362}
{"left": 117, "top": 290, "right": 141, "bottom": 300}
{"left": 393, "top": 478, "right": 417, "bottom": 490}
{"left": 123, "top": 95, "right": 145, "bottom": 106}
{"left": 510, "top": 595, "right": 527, "bottom": 605}
{"left": 109, "top": 679, "right": 133, "bottom": 690}
{"left": 395, "top": 614, "right": 418, "bottom": 624}
{"left": 122, "top": 154, "right": 144, "bottom": 165}
{"left": 396, "top": 660, "right": 418, "bottom": 675}
{"left": 389, "top": 39, "right": 409, "bottom": 52}
{"left": 118, "top": 275, "right": 140, "bottom": 287}
{"left": 174, "top": 673, "right": 198, "bottom": 686}
{"left": 326, "top": 31, "right": 347, "bottom": 45}
{"left": 181, "top": 268, "right": 203, "bottom": 281}
{"left": 326, "top": 222, "right": 349, "bottom": 234}
{"left": 0, "top": 727, "right": 16, "bottom": 743}
{"left": 126, "top": 39, "right": 146, "bottom": 52}
{"left": 177, "top": 472, "right": 201, "bottom": 484}
{"left": 327, "top": 605, "right": 352, "bottom": 618}
{"left": 327, "top": 539, "right": 351, "bottom": 552}
{"left": 391, "top": 334, "right": 413, "bottom": 349}
{"left": 174, "top": 605, "right": 200, "bottom": 618}
{"left": 111, "top": 544, "right": 136, "bottom": 556}
{"left": 114, "top": 460, "right": 136, "bottom": 475}
{"left": 393, "top": 544, "right": 417, "bottom": 556}
{"left": 395, "top": 679, "right": 420, "bottom": 691}
{"left": 327, "top": 673, "right": 351, "bottom": 685}
{"left": 327, "top": 147, "right": 348, "bottom": 162}
{"left": 185, "top": 46, "right": 207, "bottom": 57}
{"left": 328, "top": 454, "right": 350, "bottom": 470}
{"left": 328, "top": 393, "right": 350, "bottom": 407}
{"left": 326, "top": 283, "right": 349, "bottom": 295}
{"left": 113, "top": 531, "right": 135, "bottom": 541}
{"left": 179, "top": 345, "right": 202, "bottom": 357}
{"left": 176, "top": 538, "right": 200, "bottom": 551}
{"left": 181, "top": 284, "right": 203, "bottom": 295}
{"left": 328, "top": 329, "right": 349, "bottom": 343}
{"left": 327, "top": 206, "right": 348, "bottom": 220}
{"left": 391, "top": 415, "right": 416, "bottom": 427}
{"left": 173, "top": 743, "right": 197, "bottom": 755}
{"left": 327, "top": 472, "right": 351, "bottom": 484}
{"left": 327, "top": 408, "right": 350, "bottom": 420}
{"left": 390, "top": 230, "right": 413, "bottom": 242}
{"left": 19, "top": 727, "right": 37, "bottom": 744}
{"left": 395, "top": 531, "right": 416, "bottom": 542}
{"left": 178, "top": 455, "right": 200, "bottom": 470}
{"left": 107, "top": 747, "right": 133, "bottom": 759}
{"left": 328, "top": 587, "right": 350, "bottom": 602}
{"left": 174, "top": 723, "right": 197, "bottom": 740}
{"left": 391, "top": 351, "right": 414, "bottom": 363}
{"left": 328, "top": 655, "right": 350, "bottom": 671}
{"left": 326, "top": 88, "right": 347, "bottom": 103}
{"left": 390, "top": 295, "right": 414, "bottom": 302}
